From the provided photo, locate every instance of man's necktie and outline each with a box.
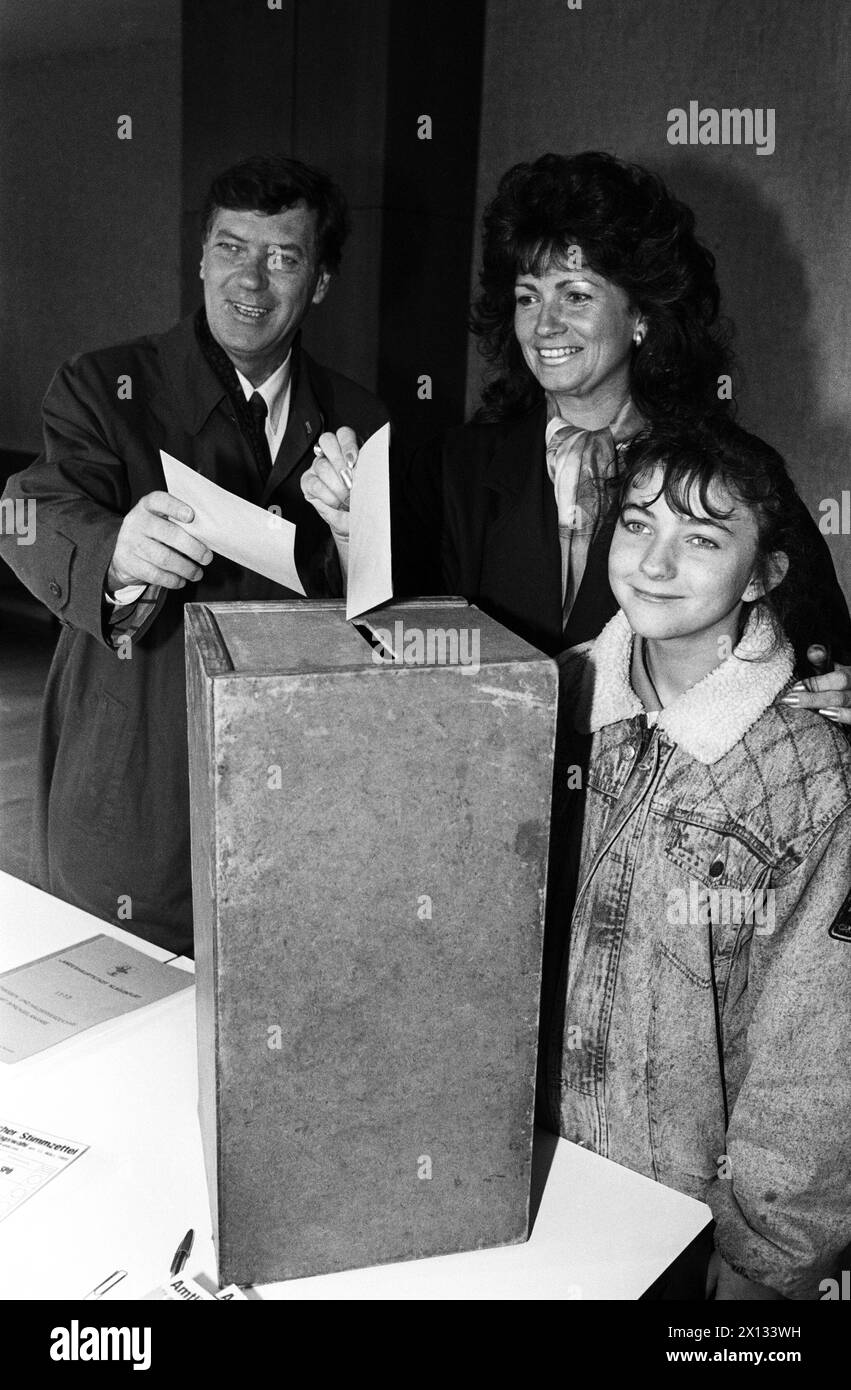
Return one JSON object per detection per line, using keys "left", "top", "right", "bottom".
{"left": 248, "top": 391, "right": 273, "bottom": 485}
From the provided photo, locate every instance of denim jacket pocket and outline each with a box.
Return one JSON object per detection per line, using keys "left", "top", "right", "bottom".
{"left": 664, "top": 821, "right": 769, "bottom": 889}
{"left": 661, "top": 822, "right": 773, "bottom": 977}
{"left": 586, "top": 728, "right": 640, "bottom": 797}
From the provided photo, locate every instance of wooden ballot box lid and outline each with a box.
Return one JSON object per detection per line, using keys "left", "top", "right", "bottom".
{"left": 184, "top": 597, "right": 549, "bottom": 676}
{"left": 184, "top": 599, "right": 558, "bottom": 1286}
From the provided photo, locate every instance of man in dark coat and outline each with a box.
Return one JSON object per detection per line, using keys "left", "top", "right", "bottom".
{"left": 0, "top": 155, "right": 386, "bottom": 955}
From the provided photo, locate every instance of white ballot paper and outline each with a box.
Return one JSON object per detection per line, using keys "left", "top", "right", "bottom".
{"left": 160, "top": 422, "right": 393, "bottom": 621}
{"left": 0, "top": 1120, "right": 88, "bottom": 1223}
{"left": 161, "top": 450, "right": 306, "bottom": 596}
{"left": 346, "top": 421, "right": 393, "bottom": 621}
{"left": 0, "top": 935, "right": 192, "bottom": 1063}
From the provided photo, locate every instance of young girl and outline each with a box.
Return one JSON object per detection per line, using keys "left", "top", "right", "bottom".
{"left": 541, "top": 416, "right": 851, "bottom": 1300}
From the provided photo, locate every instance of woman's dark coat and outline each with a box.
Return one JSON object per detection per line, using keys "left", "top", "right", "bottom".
{"left": 394, "top": 402, "right": 851, "bottom": 667}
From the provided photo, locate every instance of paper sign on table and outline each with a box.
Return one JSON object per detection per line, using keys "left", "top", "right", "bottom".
{"left": 142, "top": 1276, "right": 248, "bottom": 1300}
{"left": 346, "top": 422, "right": 392, "bottom": 621}
{"left": 0, "top": 1120, "right": 88, "bottom": 1222}
{"left": 0, "top": 935, "right": 192, "bottom": 1063}
{"left": 161, "top": 451, "right": 306, "bottom": 596}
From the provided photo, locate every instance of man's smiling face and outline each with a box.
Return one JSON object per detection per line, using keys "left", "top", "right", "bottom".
{"left": 200, "top": 203, "right": 330, "bottom": 384}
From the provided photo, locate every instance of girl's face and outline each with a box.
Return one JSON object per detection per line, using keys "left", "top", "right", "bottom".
{"left": 609, "top": 465, "right": 763, "bottom": 643}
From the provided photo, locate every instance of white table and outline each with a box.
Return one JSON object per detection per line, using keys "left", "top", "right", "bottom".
{"left": 0, "top": 870, "right": 710, "bottom": 1300}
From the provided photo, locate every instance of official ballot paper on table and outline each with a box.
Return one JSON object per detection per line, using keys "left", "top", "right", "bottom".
{"left": 160, "top": 422, "right": 392, "bottom": 621}
{"left": 0, "top": 1120, "right": 88, "bottom": 1223}
{"left": 0, "top": 934, "right": 191, "bottom": 1063}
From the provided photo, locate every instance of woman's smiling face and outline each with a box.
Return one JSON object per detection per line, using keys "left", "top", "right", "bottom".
{"left": 513, "top": 257, "right": 642, "bottom": 415}
{"left": 609, "top": 464, "right": 764, "bottom": 642}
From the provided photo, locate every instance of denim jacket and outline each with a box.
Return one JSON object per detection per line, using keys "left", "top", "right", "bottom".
{"left": 543, "top": 606, "right": 851, "bottom": 1299}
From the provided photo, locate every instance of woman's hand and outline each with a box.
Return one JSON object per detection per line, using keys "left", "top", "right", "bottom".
{"left": 300, "top": 426, "right": 359, "bottom": 541}
{"left": 778, "top": 645, "right": 851, "bottom": 726}
{"left": 705, "top": 1250, "right": 783, "bottom": 1301}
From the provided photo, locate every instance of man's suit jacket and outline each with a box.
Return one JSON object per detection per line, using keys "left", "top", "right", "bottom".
{"left": 394, "top": 402, "right": 851, "bottom": 667}
{"left": 0, "top": 314, "right": 387, "bottom": 954}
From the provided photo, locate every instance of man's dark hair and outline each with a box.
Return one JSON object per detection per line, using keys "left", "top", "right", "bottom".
{"left": 201, "top": 154, "right": 350, "bottom": 273}
{"left": 470, "top": 150, "right": 732, "bottom": 423}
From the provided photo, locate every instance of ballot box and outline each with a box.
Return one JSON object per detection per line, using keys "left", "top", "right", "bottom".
{"left": 184, "top": 599, "right": 557, "bottom": 1286}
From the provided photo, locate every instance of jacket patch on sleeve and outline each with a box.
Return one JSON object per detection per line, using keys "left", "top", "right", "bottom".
{"left": 828, "top": 886, "right": 851, "bottom": 942}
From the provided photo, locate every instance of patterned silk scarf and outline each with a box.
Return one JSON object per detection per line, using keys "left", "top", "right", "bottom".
{"left": 546, "top": 397, "right": 644, "bottom": 627}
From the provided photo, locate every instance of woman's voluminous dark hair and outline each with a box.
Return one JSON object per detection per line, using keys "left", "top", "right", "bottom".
{"left": 616, "top": 415, "right": 808, "bottom": 652}
{"left": 470, "top": 150, "right": 732, "bottom": 422}
{"left": 201, "top": 154, "right": 350, "bottom": 273}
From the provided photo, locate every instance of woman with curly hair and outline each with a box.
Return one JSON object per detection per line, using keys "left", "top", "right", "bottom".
{"left": 470, "top": 149, "right": 729, "bottom": 427}
{"left": 303, "top": 151, "right": 850, "bottom": 698}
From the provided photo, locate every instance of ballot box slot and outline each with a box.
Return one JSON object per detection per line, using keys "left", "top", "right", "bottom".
{"left": 352, "top": 620, "right": 398, "bottom": 663}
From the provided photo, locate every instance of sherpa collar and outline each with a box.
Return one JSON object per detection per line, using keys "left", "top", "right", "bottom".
{"left": 567, "top": 606, "right": 795, "bottom": 764}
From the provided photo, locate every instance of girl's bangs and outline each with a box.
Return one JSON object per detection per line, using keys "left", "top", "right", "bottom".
{"left": 625, "top": 456, "right": 739, "bottom": 522}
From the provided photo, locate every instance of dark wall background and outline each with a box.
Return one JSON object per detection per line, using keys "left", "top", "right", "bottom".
{"left": 181, "top": 0, "right": 485, "bottom": 449}
{"left": 376, "top": 1, "right": 486, "bottom": 447}
{"left": 0, "top": 0, "right": 181, "bottom": 452}
{"left": 181, "top": 0, "right": 387, "bottom": 405}
{"left": 0, "top": 0, "right": 485, "bottom": 459}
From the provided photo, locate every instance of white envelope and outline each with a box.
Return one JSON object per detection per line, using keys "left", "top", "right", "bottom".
{"left": 346, "top": 422, "right": 393, "bottom": 621}
{"left": 160, "top": 452, "right": 306, "bottom": 596}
